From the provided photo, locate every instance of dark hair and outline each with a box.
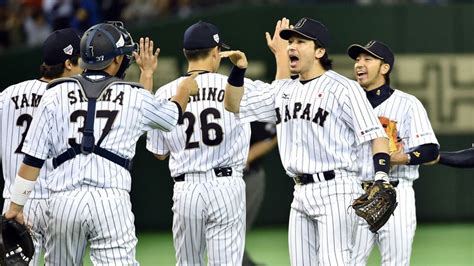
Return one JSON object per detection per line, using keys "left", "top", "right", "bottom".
{"left": 314, "top": 41, "right": 332, "bottom": 70}
{"left": 39, "top": 56, "right": 79, "bottom": 79}
{"left": 183, "top": 47, "right": 214, "bottom": 61}
{"left": 383, "top": 60, "right": 391, "bottom": 85}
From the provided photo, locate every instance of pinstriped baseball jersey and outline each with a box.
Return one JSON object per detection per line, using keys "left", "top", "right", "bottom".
{"left": 21, "top": 75, "right": 180, "bottom": 192}
{"left": 358, "top": 89, "right": 439, "bottom": 182}
{"left": 146, "top": 72, "right": 251, "bottom": 178}
{"left": 0, "top": 79, "right": 52, "bottom": 199}
{"left": 238, "top": 70, "right": 387, "bottom": 176}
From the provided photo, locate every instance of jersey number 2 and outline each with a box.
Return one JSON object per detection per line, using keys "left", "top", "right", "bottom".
{"left": 14, "top": 114, "right": 33, "bottom": 154}
{"left": 179, "top": 107, "right": 223, "bottom": 149}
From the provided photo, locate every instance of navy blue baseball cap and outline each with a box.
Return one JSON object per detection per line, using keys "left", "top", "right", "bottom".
{"left": 280, "top": 17, "right": 330, "bottom": 48}
{"left": 183, "top": 21, "right": 230, "bottom": 50}
{"left": 347, "top": 40, "right": 395, "bottom": 71}
{"left": 42, "top": 28, "right": 81, "bottom": 66}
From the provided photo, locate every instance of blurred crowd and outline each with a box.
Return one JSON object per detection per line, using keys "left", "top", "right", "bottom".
{"left": 0, "top": 0, "right": 463, "bottom": 52}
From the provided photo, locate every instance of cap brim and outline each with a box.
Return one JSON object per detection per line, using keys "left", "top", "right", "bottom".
{"left": 347, "top": 44, "right": 384, "bottom": 61}
{"left": 279, "top": 29, "right": 317, "bottom": 41}
{"left": 79, "top": 58, "right": 113, "bottom": 70}
{"left": 219, "top": 42, "right": 230, "bottom": 50}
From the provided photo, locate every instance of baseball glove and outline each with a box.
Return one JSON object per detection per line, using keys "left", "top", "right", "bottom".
{"left": 352, "top": 180, "right": 398, "bottom": 233}
{"left": 0, "top": 216, "right": 34, "bottom": 266}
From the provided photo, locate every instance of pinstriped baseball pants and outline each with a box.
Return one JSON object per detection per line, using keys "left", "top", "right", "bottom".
{"left": 172, "top": 174, "right": 246, "bottom": 266}
{"left": 288, "top": 175, "right": 359, "bottom": 265}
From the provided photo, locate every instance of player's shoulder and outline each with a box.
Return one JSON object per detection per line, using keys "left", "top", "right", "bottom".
{"left": 323, "top": 70, "right": 359, "bottom": 88}
{"left": 391, "top": 89, "right": 424, "bottom": 107}
{"left": 3, "top": 79, "right": 47, "bottom": 95}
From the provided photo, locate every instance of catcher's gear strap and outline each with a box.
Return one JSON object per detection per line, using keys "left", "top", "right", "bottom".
{"left": 439, "top": 148, "right": 474, "bottom": 168}
{"left": 407, "top": 143, "right": 439, "bottom": 165}
{"left": 51, "top": 75, "right": 140, "bottom": 171}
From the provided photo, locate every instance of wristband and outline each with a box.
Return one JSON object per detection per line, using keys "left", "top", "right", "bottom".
{"left": 373, "top": 152, "right": 390, "bottom": 175}
{"left": 10, "top": 175, "right": 36, "bottom": 206}
{"left": 227, "top": 66, "right": 246, "bottom": 87}
{"left": 374, "top": 171, "right": 389, "bottom": 182}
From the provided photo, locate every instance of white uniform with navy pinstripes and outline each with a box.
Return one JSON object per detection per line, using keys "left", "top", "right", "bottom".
{"left": 0, "top": 79, "right": 51, "bottom": 266}
{"left": 353, "top": 89, "right": 439, "bottom": 266}
{"left": 238, "top": 70, "right": 387, "bottom": 265}
{"left": 147, "top": 72, "right": 250, "bottom": 265}
{"left": 21, "top": 75, "right": 180, "bottom": 265}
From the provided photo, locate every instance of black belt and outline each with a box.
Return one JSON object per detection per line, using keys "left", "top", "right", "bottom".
{"left": 174, "top": 167, "right": 233, "bottom": 182}
{"left": 292, "top": 170, "right": 335, "bottom": 185}
{"left": 361, "top": 180, "right": 399, "bottom": 191}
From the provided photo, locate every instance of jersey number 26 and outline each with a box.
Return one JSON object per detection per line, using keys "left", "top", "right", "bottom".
{"left": 179, "top": 107, "right": 223, "bottom": 149}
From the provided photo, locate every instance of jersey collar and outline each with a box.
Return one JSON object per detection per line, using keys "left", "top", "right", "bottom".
{"left": 365, "top": 83, "right": 394, "bottom": 108}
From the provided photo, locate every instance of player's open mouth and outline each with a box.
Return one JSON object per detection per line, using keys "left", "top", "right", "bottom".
{"left": 356, "top": 70, "right": 367, "bottom": 79}
{"left": 289, "top": 55, "right": 299, "bottom": 67}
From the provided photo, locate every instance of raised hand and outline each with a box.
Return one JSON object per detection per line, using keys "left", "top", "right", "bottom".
{"left": 265, "top": 17, "right": 290, "bottom": 55}
{"left": 220, "top": 50, "right": 248, "bottom": 69}
{"left": 134, "top": 37, "right": 160, "bottom": 77}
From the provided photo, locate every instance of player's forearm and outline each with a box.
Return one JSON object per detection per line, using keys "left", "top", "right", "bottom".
{"left": 438, "top": 148, "right": 474, "bottom": 168}
{"left": 371, "top": 137, "right": 390, "bottom": 155}
{"left": 224, "top": 83, "right": 244, "bottom": 113}
{"left": 17, "top": 163, "right": 41, "bottom": 180}
{"left": 139, "top": 72, "right": 154, "bottom": 93}
{"left": 274, "top": 52, "right": 291, "bottom": 80}
{"left": 224, "top": 66, "right": 246, "bottom": 113}
{"left": 171, "top": 84, "right": 192, "bottom": 111}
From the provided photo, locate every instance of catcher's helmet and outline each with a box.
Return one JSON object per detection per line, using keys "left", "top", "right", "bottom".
{"left": 79, "top": 21, "right": 138, "bottom": 71}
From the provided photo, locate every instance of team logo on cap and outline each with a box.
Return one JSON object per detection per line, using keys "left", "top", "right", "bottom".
{"left": 63, "top": 44, "right": 74, "bottom": 55}
{"left": 295, "top": 18, "right": 307, "bottom": 29}
{"left": 366, "top": 40, "right": 376, "bottom": 48}
{"left": 213, "top": 34, "right": 220, "bottom": 44}
{"left": 116, "top": 34, "right": 125, "bottom": 48}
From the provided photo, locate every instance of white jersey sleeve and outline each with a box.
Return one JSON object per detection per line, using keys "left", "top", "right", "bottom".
{"left": 403, "top": 96, "right": 439, "bottom": 149}
{"left": 340, "top": 79, "right": 387, "bottom": 145}
{"left": 238, "top": 78, "right": 281, "bottom": 123}
{"left": 146, "top": 85, "right": 171, "bottom": 156}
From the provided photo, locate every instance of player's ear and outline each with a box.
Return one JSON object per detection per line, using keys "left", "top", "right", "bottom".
{"left": 64, "top": 59, "right": 73, "bottom": 71}
{"left": 315, "top": 47, "right": 326, "bottom": 60}
{"left": 381, "top": 63, "right": 390, "bottom": 75}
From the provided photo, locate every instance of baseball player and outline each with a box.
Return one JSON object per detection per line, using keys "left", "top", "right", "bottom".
{"left": 146, "top": 19, "right": 289, "bottom": 265}
{"left": 224, "top": 17, "right": 392, "bottom": 265}
{"left": 4, "top": 21, "right": 198, "bottom": 265}
{"left": 348, "top": 40, "right": 439, "bottom": 265}
{"left": 0, "top": 28, "right": 82, "bottom": 265}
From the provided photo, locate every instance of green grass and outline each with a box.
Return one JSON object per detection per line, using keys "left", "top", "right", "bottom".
{"left": 62, "top": 224, "right": 474, "bottom": 265}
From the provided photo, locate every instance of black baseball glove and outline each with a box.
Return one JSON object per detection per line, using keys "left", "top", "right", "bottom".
{"left": 352, "top": 180, "right": 398, "bottom": 233}
{"left": 0, "top": 216, "right": 34, "bottom": 266}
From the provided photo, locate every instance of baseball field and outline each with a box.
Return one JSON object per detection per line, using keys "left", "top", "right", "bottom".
{"left": 76, "top": 223, "right": 473, "bottom": 265}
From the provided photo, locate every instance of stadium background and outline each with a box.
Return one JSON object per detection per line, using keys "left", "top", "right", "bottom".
{"left": 0, "top": 2, "right": 472, "bottom": 265}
